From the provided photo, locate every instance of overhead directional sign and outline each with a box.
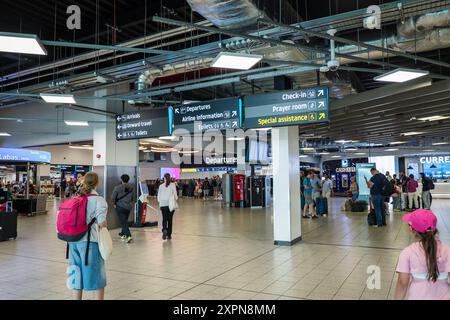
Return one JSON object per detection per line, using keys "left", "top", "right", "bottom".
{"left": 170, "top": 97, "right": 242, "bottom": 133}
{"left": 243, "top": 87, "right": 329, "bottom": 129}
{"left": 116, "top": 108, "right": 170, "bottom": 140}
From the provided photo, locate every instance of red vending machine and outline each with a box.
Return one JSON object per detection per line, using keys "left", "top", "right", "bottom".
{"left": 233, "top": 174, "right": 246, "bottom": 207}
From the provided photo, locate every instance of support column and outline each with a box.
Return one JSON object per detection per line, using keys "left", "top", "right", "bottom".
{"left": 90, "top": 87, "right": 139, "bottom": 229}
{"left": 272, "top": 126, "right": 301, "bottom": 245}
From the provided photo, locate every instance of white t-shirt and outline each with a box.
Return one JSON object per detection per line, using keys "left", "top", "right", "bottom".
{"left": 157, "top": 183, "right": 178, "bottom": 207}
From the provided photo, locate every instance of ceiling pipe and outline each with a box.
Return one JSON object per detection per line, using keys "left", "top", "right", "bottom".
{"left": 398, "top": 9, "right": 450, "bottom": 38}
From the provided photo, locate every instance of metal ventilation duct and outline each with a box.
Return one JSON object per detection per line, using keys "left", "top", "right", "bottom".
{"left": 397, "top": 9, "right": 450, "bottom": 38}
{"left": 187, "top": 0, "right": 267, "bottom": 30}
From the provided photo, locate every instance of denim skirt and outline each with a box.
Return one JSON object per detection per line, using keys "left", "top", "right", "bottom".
{"left": 67, "top": 242, "right": 107, "bottom": 291}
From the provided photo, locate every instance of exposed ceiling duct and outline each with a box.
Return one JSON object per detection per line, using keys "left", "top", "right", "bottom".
{"left": 337, "top": 9, "right": 450, "bottom": 65}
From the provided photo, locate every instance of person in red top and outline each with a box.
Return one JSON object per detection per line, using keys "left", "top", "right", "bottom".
{"left": 407, "top": 174, "right": 419, "bottom": 211}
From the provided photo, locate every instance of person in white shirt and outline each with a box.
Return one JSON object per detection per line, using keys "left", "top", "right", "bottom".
{"left": 321, "top": 175, "right": 334, "bottom": 216}
{"left": 157, "top": 173, "right": 178, "bottom": 240}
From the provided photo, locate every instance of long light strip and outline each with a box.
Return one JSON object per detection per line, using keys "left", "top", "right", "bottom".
{"left": 65, "top": 120, "right": 89, "bottom": 126}
{"left": 69, "top": 145, "right": 93, "bottom": 150}
{"left": 417, "top": 115, "right": 450, "bottom": 121}
{"left": 0, "top": 132, "right": 12, "bottom": 136}
{"left": 401, "top": 131, "right": 425, "bottom": 136}
{"left": 0, "top": 32, "right": 47, "bottom": 55}
{"left": 432, "top": 142, "right": 449, "bottom": 146}
{"left": 41, "top": 94, "right": 76, "bottom": 104}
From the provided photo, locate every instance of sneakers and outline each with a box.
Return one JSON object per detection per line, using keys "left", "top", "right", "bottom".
{"left": 162, "top": 230, "right": 168, "bottom": 240}
{"left": 126, "top": 236, "right": 133, "bottom": 243}
{"left": 119, "top": 233, "right": 126, "bottom": 240}
{"left": 312, "top": 215, "right": 318, "bottom": 219}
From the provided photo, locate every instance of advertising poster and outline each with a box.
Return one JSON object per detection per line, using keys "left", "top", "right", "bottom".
{"left": 356, "top": 163, "right": 375, "bottom": 202}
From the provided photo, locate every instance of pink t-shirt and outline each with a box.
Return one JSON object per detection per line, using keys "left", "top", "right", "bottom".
{"left": 396, "top": 241, "right": 450, "bottom": 300}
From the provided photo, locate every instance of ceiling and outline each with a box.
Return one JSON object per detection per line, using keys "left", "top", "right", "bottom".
{"left": 1, "top": 0, "right": 450, "bottom": 152}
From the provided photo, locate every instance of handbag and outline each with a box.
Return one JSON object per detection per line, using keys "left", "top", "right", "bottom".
{"left": 97, "top": 225, "right": 113, "bottom": 260}
{"left": 169, "top": 193, "right": 178, "bottom": 212}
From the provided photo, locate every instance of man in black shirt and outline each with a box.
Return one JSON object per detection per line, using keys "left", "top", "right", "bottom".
{"left": 365, "top": 168, "right": 386, "bottom": 227}
{"left": 398, "top": 171, "right": 408, "bottom": 211}
{"left": 420, "top": 173, "right": 433, "bottom": 210}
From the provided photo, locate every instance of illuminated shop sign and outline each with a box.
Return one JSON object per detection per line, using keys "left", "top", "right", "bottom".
{"left": 420, "top": 156, "right": 450, "bottom": 164}
{"left": 0, "top": 148, "right": 51, "bottom": 163}
{"left": 336, "top": 167, "right": 356, "bottom": 173}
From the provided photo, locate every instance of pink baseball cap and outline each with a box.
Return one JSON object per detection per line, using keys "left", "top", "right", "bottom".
{"left": 402, "top": 209, "right": 437, "bottom": 233}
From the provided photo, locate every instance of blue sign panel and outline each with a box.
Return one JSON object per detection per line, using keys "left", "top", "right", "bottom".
{"left": 0, "top": 148, "right": 51, "bottom": 163}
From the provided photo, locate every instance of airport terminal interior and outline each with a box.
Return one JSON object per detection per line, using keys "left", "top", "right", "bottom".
{"left": 1, "top": 0, "right": 450, "bottom": 301}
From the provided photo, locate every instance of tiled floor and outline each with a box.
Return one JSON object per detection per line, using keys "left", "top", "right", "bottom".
{"left": 0, "top": 196, "right": 449, "bottom": 300}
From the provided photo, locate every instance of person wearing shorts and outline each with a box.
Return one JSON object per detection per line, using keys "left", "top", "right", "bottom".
{"left": 303, "top": 171, "right": 317, "bottom": 219}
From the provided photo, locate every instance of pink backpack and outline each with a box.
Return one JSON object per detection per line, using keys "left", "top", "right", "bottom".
{"left": 56, "top": 194, "right": 97, "bottom": 265}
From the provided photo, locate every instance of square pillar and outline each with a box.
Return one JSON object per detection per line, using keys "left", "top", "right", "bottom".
{"left": 272, "top": 126, "right": 301, "bottom": 245}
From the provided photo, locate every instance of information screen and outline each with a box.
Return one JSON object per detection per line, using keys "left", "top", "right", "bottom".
{"left": 116, "top": 108, "right": 170, "bottom": 140}
{"left": 356, "top": 163, "right": 375, "bottom": 202}
{"left": 244, "top": 87, "right": 329, "bottom": 129}
{"left": 170, "top": 97, "right": 242, "bottom": 133}
{"left": 0, "top": 148, "right": 51, "bottom": 163}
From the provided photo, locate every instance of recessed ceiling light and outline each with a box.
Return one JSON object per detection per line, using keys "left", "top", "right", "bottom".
{"left": 385, "top": 148, "right": 399, "bottom": 151}
{"left": 401, "top": 131, "right": 425, "bottom": 136}
{"left": 319, "top": 152, "right": 330, "bottom": 155}
{"left": 227, "top": 137, "right": 245, "bottom": 141}
{"left": 335, "top": 139, "right": 358, "bottom": 144}
{"left": 331, "top": 155, "right": 341, "bottom": 158}
{"left": 159, "top": 136, "right": 176, "bottom": 140}
{"left": 41, "top": 94, "right": 76, "bottom": 104}
{"left": 355, "top": 152, "right": 367, "bottom": 155}
{"left": 0, "top": 32, "right": 47, "bottom": 55}
{"left": 423, "top": 149, "right": 436, "bottom": 152}
{"left": 65, "top": 120, "right": 89, "bottom": 126}
{"left": 212, "top": 52, "right": 262, "bottom": 70}
{"left": 344, "top": 148, "right": 358, "bottom": 151}
{"left": 299, "top": 155, "right": 309, "bottom": 158}
{"left": 417, "top": 115, "right": 450, "bottom": 121}
{"left": 374, "top": 68, "right": 429, "bottom": 83}
{"left": 390, "top": 141, "right": 407, "bottom": 145}
{"left": 432, "top": 142, "right": 449, "bottom": 146}
{"left": 0, "top": 132, "right": 12, "bottom": 136}
{"left": 300, "top": 147, "right": 315, "bottom": 151}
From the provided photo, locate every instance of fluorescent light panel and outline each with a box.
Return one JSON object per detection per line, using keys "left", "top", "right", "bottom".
{"left": 227, "top": 137, "right": 245, "bottom": 141}
{"left": 212, "top": 52, "right": 262, "bottom": 70}
{"left": 432, "top": 142, "right": 449, "bottom": 146}
{"left": 69, "top": 145, "right": 93, "bottom": 150}
{"left": 158, "top": 136, "right": 176, "bottom": 140}
{"left": 41, "top": 94, "right": 76, "bottom": 104}
{"left": 385, "top": 148, "right": 399, "bottom": 151}
{"left": 0, "top": 32, "right": 47, "bottom": 55}
{"left": 0, "top": 132, "right": 11, "bottom": 136}
{"left": 65, "top": 120, "right": 89, "bottom": 126}
{"left": 402, "top": 131, "right": 425, "bottom": 136}
{"left": 374, "top": 68, "right": 429, "bottom": 83}
{"left": 390, "top": 141, "right": 407, "bottom": 145}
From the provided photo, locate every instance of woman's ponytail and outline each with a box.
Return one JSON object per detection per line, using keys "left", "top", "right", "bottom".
{"left": 78, "top": 172, "right": 99, "bottom": 196}
{"left": 418, "top": 229, "right": 439, "bottom": 282}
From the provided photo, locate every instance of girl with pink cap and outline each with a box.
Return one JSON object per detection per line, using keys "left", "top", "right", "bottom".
{"left": 395, "top": 209, "right": 450, "bottom": 300}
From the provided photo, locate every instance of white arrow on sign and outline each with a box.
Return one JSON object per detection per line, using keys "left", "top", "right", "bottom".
{"left": 232, "top": 121, "right": 238, "bottom": 127}
{"left": 117, "top": 133, "right": 122, "bottom": 138}
{"left": 318, "top": 89, "right": 324, "bottom": 97}
{"left": 117, "top": 125, "right": 121, "bottom": 130}
{"left": 231, "top": 110, "right": 237, "bottom": 117}
{"left": 318, "top": 101, "right": 325, "bottom": 108}
{"left": 175, "top": 109, "right": 180, "bottom": 114}
{"left": 117, "top": 116, "right": 121, "bottom": 121}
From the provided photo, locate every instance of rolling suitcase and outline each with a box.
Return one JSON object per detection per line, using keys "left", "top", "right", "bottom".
{"left": 0, "top": 211, "right": 18, "bottom": 241}
{"left": 367, "top": 212, "right": 377, "bottom": 226}
{"left": 351, "top": 200, "right": 368, "bottom": 212}
{"left": 316, "top": 197, "right": 328, "bottom": 216}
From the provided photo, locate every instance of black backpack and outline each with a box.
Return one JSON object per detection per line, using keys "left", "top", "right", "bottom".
{"left": 428, "top": 178, "right": 435, "bottom": 190}
{"left": 381, "top": 175, "right": 393, "bottom": 197}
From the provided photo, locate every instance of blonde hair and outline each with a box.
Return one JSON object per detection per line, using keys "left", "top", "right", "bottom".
{"left": 79, "top": 172, "right": 99, "bottom": 196}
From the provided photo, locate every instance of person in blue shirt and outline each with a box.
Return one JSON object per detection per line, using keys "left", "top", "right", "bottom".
{"left": 303, "top": 171, "right": 317, "bottom": 219}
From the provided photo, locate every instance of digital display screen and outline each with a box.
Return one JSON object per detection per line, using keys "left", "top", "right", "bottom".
{"left": 160, "top": 168, "right": 181, "bottom": 180}
{"left": 0, "top": 148, "right": 51, "bottom": 163}
{"left": 423, "top": 162, "right": 450, "bottom": 180}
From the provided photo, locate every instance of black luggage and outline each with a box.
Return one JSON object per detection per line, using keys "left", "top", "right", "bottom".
{"left": 351, "top": 200, "right": 368, "bottom": 212}
{"left": 316, "top": 197, "right": 328, "bottom": 216}
{"left": 0, "top": 211, "right": 18, "bottom": 241}
{"left": 367, "top": 212, "right": 377, "bottom": 226}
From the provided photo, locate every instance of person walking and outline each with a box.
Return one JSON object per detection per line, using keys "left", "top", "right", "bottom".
{"left": 407, "top": 174, "right": 419, "bottom": 211}
{"left": 392, "top": 181, "right": 402, "bottom": 212}
{"left": 67, "top": 172, "right": 108, "bottom": 300}
{"left": 157, "top": 173, "right": 178, "bottom": 240}
{"left": 302, "top": 171, "right": 317, "bottom": 219}
{"left": 365, "top": 168, "right": 386, "bottom": 227}
{"left": 111, "top": 174, "right": 134, "bottom": 243}
{"left": 394, "top": 209, "right": 450, "bottom": 300}
{"left": 321, "top": 174, "right": 333, "bottom": 216}
{"left": 311, "top": 173, "right": 321, "bottom": 203}
{"left": 420, "top": 173, "right": 433, "bottom": 210}
{"left": 202, "top": 177, "right": 210, "bottom": 201}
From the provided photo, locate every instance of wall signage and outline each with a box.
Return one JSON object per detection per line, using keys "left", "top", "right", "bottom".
{"left": 336, "top": 167, "right": 356, "bottom": 173}
{"left": 243, "top": 86, "right": 329, "bottom": 128}
{"left": 0, "top": 148, "right": 51, "bottom": 163}
{"left": 116, "top": 108, "right": 170, "bottom": 140}
{"left": 170, "top": 97, "right": 242, "bottom": 133}
{"left": 420, "top": 156, "right": 450, "bottom": 164}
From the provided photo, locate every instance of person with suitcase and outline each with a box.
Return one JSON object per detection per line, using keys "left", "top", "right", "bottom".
{"left": 320, "top": 175, "right": 333, "bottom": 217}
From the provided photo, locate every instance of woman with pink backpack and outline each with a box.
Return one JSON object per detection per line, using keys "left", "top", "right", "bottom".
{"left": 57, "top": 172, "right": 108, "bottom": 300}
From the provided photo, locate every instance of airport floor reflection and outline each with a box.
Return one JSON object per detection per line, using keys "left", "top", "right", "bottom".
{"left": 0, "top": 197, "right": 449, "bottom": 300}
